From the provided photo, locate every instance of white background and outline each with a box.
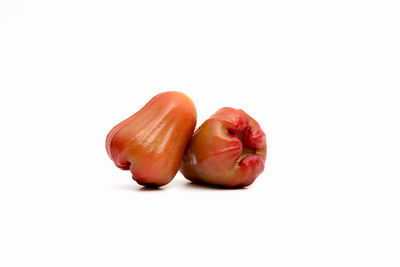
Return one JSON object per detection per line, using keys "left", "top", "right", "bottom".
{"left": 1, "top": 1, "right": 399, "bottom": 266}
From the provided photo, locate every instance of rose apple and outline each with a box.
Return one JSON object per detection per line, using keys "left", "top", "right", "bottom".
{"left": 106, "top": 91, "right": 197, "bottom": 187}
{"left": 180, "top": 107, "right": 266, "bottom": 188}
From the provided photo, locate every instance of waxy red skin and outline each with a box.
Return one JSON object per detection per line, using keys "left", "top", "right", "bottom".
{"left": 106, "top": 91, "right": 197, "bottom": 187}
{"left": 180, "top": 107, "right": 266, "bottom": 188}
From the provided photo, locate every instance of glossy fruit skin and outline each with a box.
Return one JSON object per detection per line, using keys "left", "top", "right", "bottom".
{"left": 180, "top": 107, "right": 266, "bottom": 188}
{"left": 106, "top": 91, "right": 197, "bottom": 187}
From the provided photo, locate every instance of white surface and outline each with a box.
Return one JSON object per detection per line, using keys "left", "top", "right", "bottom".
{"left": 1, "top": 1, "right": 399, "bottom": 266}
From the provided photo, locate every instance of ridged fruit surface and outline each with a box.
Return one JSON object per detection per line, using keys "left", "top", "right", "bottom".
{"left": 180, "top": 107, "right": 266, "bottom": 188}
{"left": 106, "top": 91, "right": 197, "bottom": 187}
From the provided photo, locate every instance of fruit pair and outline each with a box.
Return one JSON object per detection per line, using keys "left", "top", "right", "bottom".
{"left": 106, "top": 91, "right": 266, "bottom": 188}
